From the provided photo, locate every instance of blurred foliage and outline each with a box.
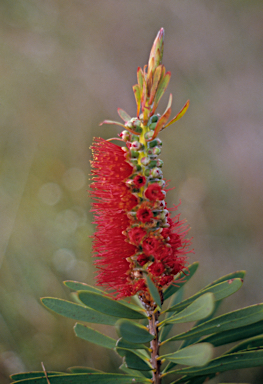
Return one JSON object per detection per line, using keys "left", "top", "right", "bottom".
{"left": 0, "top": 1, "right": 263, "bottom": 383}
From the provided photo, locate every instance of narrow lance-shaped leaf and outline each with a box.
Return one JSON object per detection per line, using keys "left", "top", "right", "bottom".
{"left": 152, "top": 71, "right": 171, "bottom": 112}
{"left": 116, "top": 349, "right": 152, "bottom": 372}
{"left": 78, "top": 291, "right": 147, "bottom": 319}
{"left": 41, "top": 298, "right": 117, "bottom": 325}
{"left": 10, "top": 373, "right": 150, "bottom": 384}
{"left": 163, "top": 100, "right": 190, "bottom": 129}
{"left": 117, "top": 108, "right": 132, "bottom": 123}
{"left": 119, "top": 364, "right": 148, "bottom": 378}
{"left": 64, "top": 281, "right": 142, "bottom": 312}
{"left": 201, "top": 319, "right": 263, "bottom": 348}
{"left": 64, "top": 281, "right": 104, "bottom": 294}
{"left": 226, "top": 334, "right": 263, "bottom": 355}
{"left": 163, "top": 262, "right": 199, "bottom": 301}
{"left": 159, "top": 287, "right": 184, "bottom": 343}
{"left": 165, "top": 278, "right": 243, "bottom": 313}
{"left": 171, "top": 339, "right": 261, "bottom": 384}
{"left": 150, "top": 96, "right": 172, "bottom": 141}
{"left": 145, "top": 275, "right": 162, "bottom": 308}
{"left": 74, "top": 323, "right": 116, "bottom": 349}
{"left": 116, "top": 337, "right": 149, "bottom": 350}
{"left": 149, "top": 65, "right": 163, "bottom": 105}
{"left": 133, "top": 84, "right": 141, "bottom": 117}
{"left": 160, "top": 293, "right": 214, "bottom": 326}
{"left": 200, "top": 270, "right": 246, "bottom": 291}
{"left": 67, "top": 367, "right": 103, "bottom": 373}
{"left": 171, "top": 349, "right": 263, "bottom": 378}
{"left": 116, "top": 319, "right": 154, "bottom": 344}
{"left": 179, "top": 300, "right": 222, "bottom": 350}
{"left": 99, "top": 120, "right": 126, "bottom": 129}
{"left": 160, "top": 343, "right": 213, "bottom": 367}
{"left": 10, "top": 373, "right": 64, "bottom": 381}
{"left": 166, "top": 303, "right": 263, "bottom": 343}
{"left": 137, "top": 67, "right": 144, "bottom": 90}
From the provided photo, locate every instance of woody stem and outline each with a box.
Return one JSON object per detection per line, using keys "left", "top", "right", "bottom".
{"left": 148, "top": 310, "right": 161, "bottom": 384}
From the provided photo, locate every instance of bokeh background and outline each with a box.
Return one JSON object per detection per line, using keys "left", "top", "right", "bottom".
{"left": 0, "top": 1, "right": 263, "bottom": 383}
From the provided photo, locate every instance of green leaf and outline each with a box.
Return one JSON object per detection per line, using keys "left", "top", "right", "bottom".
{"left": 10, "top": 373, "right": 64, "bottom": 381}
{"left": 161, "top": 293, "right": 214, "bottom": 326}
{"left": 119, "top": 364, "right": 146, "bottom": 378}
{"left": 167, "top": 303, "right": 263, "bottom": 342}
{"left": 200, "top": 270, "right": 246, "bottom": 291}
{"left": 202, "top": 319, "right": 263, "bottom": 347}
{"left": 116, "top": 338, "right": 149, "bottom": 350}
{"left": 159, "top": 288, "right": 184, "bottom": 343}
{"left": 163, "top": 263, "right": 199, "bottom": 301}
{"left": 67, "top": 367, "right": 103, "bottom": 373}
{"left": 172, "top": 336, "right": 263, "bottom": 384}
{"left": 145, "top": 275, "right": 161, "bottom": 308}
{"left": 161, "top": 343, "right": 213, "bottom": 367}
{"left": 116, "top": 319, "right": 154, "bottom": 344}
{"left": 65, "top": 283, "right": 142, "bottom": 312}
{"left": 171, "top": 375, "right": 209, "bottom": 384}
{"left": 165, "top": 278, "right": 243, "bottom": 313}
{"left": 41, "top": 298, "right": 116, "bottom": 325}
{"left": 74, "top": 323, "right": 116, "bottom": 349}
{"left": 10, "top": 373, "right": 150, "bottom": 384}
{"left": 78, "top": 291, "right": 146, "bottom": 319}
{"left": 226, "top": 335, "right": 263, "bottom": 354}
{"left": 116, "top": 349, "right": 152, "bottom": 371}
{"left": 64, "top": 281, "right": 104, "bottom": 294}
{"left": 179, "top": 300, "right": 222, "bottom": 349}
{"left": 172, "top": 349, "right": 263, "bottom": 377}
{"left": 173, "top": 376, "right": 209, "bottom": 384}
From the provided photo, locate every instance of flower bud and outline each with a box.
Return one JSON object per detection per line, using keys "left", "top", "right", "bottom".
{"left": 150, "top": 168, "right": 163, "bottom": 179}
{"left": 131, "top": 149, "right": 139, "bottom": 158}
{"left": 149, "top": 138, "right": 162, "bottom": 148}
{"left": 152, "top": 147, "right": 161, "bottom": 156}
{"left": 141, "top": 157, "right": 150, "bottom": 166}
{"left": 148, "top": 160, "right": 157, "bottom": 169}
{"left": 149, "top": 114, "right": 160, "bottom": 124}
{"left": 119, "top": 130, "right": 131, "bottom": 141}
{"left": 144, "top": 131, "right": 154, "bottom": 140}
{"left": 131, "top": 141, "right": 143, "bottom": 150}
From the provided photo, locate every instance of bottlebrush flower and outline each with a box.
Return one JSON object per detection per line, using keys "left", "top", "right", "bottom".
{"left": 90, "top": 28, "right": 192, "bottom": 303}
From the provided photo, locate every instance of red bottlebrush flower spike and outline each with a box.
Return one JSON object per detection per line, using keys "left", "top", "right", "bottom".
{"left": 91, "top": 29, "right": 192, "bottom": 302}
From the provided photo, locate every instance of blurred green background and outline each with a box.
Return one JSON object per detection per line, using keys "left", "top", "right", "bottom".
{"left": 0, "top": 1, "right": 263, "bottom": 383}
